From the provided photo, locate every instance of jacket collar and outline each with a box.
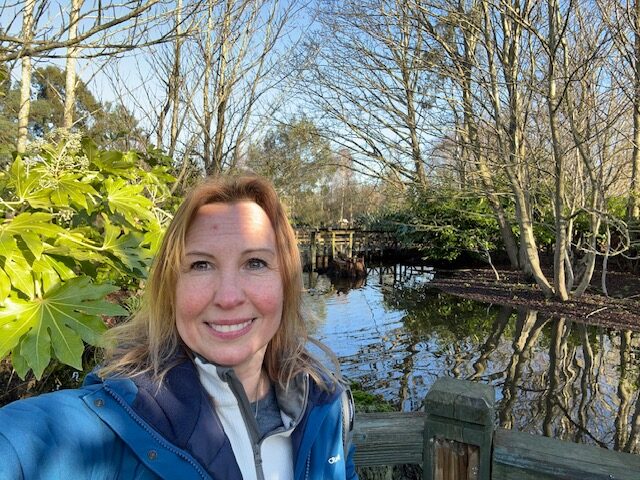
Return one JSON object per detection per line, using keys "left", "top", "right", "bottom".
{"left": 193, "top": 355, "right": 311, "bottom": 430}
{"left": 85, "top": 357, "right": 242, "bottom": 478}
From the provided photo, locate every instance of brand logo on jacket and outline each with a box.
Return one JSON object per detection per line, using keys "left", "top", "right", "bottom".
{"left": 328, "top": 454, "right": 341, "bottom": 464}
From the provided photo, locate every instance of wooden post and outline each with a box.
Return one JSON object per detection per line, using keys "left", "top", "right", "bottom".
{"left": 331, "top": 231, "right": 336, "bottom": 260}
{"left": 348, "top": 231, "right": 354, "bottom": 258}
{"left": 310, "top": 231, "right": 317, "bottom": 272}
{"left": 423, "top": 378, "right": 494, "bottom": 480}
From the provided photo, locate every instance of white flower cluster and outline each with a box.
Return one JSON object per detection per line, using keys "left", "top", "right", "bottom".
{"left": 57, "top": 208, "right": 75, "bottom": 223}
{"left": 23, "top": 130, "right": 90, "bottom": 180}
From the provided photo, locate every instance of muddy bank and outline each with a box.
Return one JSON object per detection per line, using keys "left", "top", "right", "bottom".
{"left": 428, "top": 268, "right": 640, "bottom": 331}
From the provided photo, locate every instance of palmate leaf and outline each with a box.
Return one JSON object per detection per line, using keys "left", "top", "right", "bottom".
{"left": 7, "top": 156, "right": 42, "bottom": 204}
{"left": 48, "top": 173, "right": 99, "bottom": 209}
{"left": 104, "top": 177, "right": 155, "bottom": 226}
{"left": 0, "top": 212, "right": 67, "bottom": 260}
{"left": 101, "top": 217, "right": 152, "bottom": 275}
{"left": 0, "top": 277, "right": 128, "bottom": 379}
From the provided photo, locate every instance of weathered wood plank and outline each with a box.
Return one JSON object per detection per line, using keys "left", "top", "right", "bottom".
{"left": 352, "top": 412, "right": 426, "bottom": 466}
{"left": 492, "top": 428, "right": 640, "bottom": 480}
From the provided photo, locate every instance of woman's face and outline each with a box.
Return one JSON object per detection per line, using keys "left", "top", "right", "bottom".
{"left": 175, "top": 201, "right": 284, "bottom": 377}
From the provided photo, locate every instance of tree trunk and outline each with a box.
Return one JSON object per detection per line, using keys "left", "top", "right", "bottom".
{"left": 514, "top": 185, "right": 554, "bottom": 296}
{"left": 547, "top": 0, "right": 569, "bottom": 301}
{"left": 17, "top": 0, "right": 37, "bottom": 154}
{"left": 63, "top": 0, "right": 83, "bottom": 130}
{"left": 168, "top": 0, "right": 183, "bottom": 158}
{"left": 477, "top": 159, "right": 520, "bottom": 268}
{"left": 211, "top": 0, "right": 233, "bottom": 175}
{"left": 629, "top": 0, "right": 640, "bottom": 236}
{"left": 202, "top": 0, "right": 213, "bottom": 174}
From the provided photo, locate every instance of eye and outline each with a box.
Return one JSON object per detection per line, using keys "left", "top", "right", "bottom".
{"left": 190, "top": 260, "right": 212, "bottom": 271}
{"left": 246, "top": 258, "right": 268, "bottom": 270}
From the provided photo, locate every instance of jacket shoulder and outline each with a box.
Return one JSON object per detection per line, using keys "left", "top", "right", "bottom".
{"left": 0, "top": 386, "right": 143, "bottom": 479}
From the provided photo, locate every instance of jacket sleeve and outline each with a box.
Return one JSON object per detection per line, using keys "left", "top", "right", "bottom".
{"left": 0, "top": 389, "right": 133, "bottom": 479}
{"left": 0, "top": 427, "right": 24, "bottom": 480}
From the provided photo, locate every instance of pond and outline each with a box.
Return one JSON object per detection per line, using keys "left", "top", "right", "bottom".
{"left": 303, "top": 263, "right": 640, "bottom": 454}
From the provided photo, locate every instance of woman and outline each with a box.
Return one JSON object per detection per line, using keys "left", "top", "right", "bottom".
{"left": 0, "top": 174, "right": 357, "bottom": 480}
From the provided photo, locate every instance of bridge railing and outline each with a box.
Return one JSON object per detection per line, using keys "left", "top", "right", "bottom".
{"left": 295, "top": 228, "right": 400, "bottom": 271}
{"left": 353, "top": 377, "right": 640, "bottom": 480}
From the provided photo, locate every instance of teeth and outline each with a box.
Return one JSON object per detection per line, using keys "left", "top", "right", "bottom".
{"left": 209, "top": 320, "right": 252, "bottom": 333}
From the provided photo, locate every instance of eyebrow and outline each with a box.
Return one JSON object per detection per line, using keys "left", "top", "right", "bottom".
{"left": 184, "top": 248, "right": 277, "bottom": 257}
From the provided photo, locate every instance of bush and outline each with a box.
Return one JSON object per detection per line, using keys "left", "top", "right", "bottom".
{"left": 365, "top": 188, "right": 502, "bottom": 263}
{"left": 0, "top": 132, "right": 176, "bottom": 379}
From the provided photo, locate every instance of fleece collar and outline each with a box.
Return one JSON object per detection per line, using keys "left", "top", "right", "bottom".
{"left": 193, "top": 355, "right": 311, "bottom": 431}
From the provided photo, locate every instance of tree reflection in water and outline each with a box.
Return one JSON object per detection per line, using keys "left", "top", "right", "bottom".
{"left": 307, "top": 263, "right": 640, "bottom": 453}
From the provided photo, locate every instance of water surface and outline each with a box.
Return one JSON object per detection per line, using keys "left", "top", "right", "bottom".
{"left": 304, "top": 263, "right": 640, "bottom": 453}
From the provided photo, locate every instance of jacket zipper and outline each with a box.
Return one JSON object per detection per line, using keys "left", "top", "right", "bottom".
{"left": 103, "top": 386, "right": 209, "bottom": 480}
{"left": 304, "top": 452, "right": 311, "bottom": 480}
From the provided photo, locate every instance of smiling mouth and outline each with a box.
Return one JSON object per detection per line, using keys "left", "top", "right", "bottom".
{"left": 206, "top": 319, "right": 254, "bottom": 334}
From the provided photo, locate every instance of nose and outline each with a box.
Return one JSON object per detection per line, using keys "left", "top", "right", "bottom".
{"left": 212, "top": 271, "right": 246, "bottom": 309}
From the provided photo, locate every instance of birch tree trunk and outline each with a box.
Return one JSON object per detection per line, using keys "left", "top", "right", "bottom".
{"left": 17, "top": 0, "right": 37, "bottom": 154}
{"left": 202, "top": 0, "right": 214, "bottom": 173}
{"left": 63, "top": 0, "right": 84, "bottom": 130}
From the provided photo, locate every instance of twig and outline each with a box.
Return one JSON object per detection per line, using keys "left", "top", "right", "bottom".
{"left": 586, "top": 306, "right": 608, "bottom": 319}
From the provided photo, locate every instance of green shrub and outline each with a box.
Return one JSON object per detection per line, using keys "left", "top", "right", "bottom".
{"left": 0, "top": 132, "right": 176, "bottom": 379}
{"left": 366, "top": 188, "right": 502, "bottom": 262}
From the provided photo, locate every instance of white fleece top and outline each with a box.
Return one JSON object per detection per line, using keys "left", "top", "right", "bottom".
{"left": 194, "top": 357, "right": 294, "bottom": 480}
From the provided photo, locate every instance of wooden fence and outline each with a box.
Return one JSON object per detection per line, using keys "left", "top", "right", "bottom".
{"left": 353, "top": 377, "right": 640, "bottom": 479}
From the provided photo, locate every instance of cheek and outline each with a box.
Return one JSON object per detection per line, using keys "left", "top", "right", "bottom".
{"left": 175, "top": 277, "right": 210, "bottom": 319}
{"left": 248, "top": 281, "right": 284, "bottom": 321}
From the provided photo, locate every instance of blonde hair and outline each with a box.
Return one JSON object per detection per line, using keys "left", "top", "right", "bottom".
{"left": 100, "top": 174, "right": 332, "bottom": 390}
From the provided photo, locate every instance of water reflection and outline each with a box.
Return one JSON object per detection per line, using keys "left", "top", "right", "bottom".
{"left": 305, "top": 263, "right": 640, "bottom": 453}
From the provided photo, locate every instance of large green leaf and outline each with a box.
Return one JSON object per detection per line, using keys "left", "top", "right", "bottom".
{"left": 48, "top": 173, "right": 99, "bottom": 209}
{"left": 0, "top": 277, "right": 128, "bottom": 379}
{"left": 0, "top": 212, "right": 67, "bottom": 260}
{"left": 104, "top": 177, "right": 155, "bottom": 225}
{"left": 7, "top": 157, "right": 42, "bottom": 204}
{"left": 102, "top": 215, "right": 151, "bottom": 262}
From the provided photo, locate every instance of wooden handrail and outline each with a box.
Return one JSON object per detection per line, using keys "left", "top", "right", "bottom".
{"left": 351, "top": 378, "right": 640, "bottom": 480}
{"left": 353, "top": 412, "right": 426, "bottom": 466}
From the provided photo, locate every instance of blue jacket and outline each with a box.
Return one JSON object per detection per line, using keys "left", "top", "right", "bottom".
{"left": 0, "top": 358, "right": 357, "bottom": 479}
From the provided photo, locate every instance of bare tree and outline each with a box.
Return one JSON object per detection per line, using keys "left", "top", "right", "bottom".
{"left": 600, "top": 0, "right": 640, "bottom": 240}
{"left": 415, "top": 0, "right": 522, "bottom": 269}
{"left": 0, "top": 1, "right": 177, "bottom": 63}
{"left": 184, "top": 0, "right": 303, "bottom": 174}
{"left": 298, "top": 0, "right": 436, "bottom": 186}
{"left": 6, "top": 0, "right": 198, "bottom": 150}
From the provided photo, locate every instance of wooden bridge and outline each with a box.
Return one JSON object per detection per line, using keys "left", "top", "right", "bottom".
{"left": 295, "top": 228, "right": 400, "bottom": 271}
{"left": 354, "top": 377, "right": 640, "bottom": 479}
